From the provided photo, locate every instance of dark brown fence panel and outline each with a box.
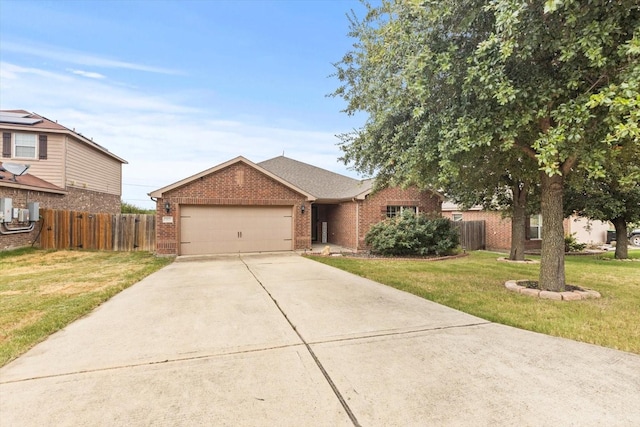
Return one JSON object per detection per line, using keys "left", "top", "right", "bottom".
{"left": 39, "top": 209, "right": 154, "bottom": 251}
{"left": 452, "top": 220, "right": 486, "bottom": 251}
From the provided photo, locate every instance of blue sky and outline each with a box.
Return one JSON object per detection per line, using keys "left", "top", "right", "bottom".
{"left": 0, "top": 0, "right": 368, "bottom": 208}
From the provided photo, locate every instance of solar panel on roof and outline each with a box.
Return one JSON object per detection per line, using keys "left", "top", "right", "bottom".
{"left": 0, "top": 112, "right": 29, "bottom": 118}
{"left": 0, "top": 115, "right": 43, "bottom": 125}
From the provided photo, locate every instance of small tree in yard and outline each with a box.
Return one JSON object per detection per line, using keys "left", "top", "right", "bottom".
{"left": 365, "top": 210, "right": 459, "bottom": 256}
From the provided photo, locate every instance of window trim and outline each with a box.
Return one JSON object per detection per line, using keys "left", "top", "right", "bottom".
{"left": 386, "top": 205, "right": 418, "bottom": 218}
{"left": 529, "top": 214, "right": 542, "bottom": 240}
{"left": 452, "top": 213, "right": 463, "bottom": 222}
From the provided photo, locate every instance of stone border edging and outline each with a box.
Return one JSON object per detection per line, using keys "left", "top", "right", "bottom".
{"left": 504, "top": 280, "right": 601, "bottom": 301}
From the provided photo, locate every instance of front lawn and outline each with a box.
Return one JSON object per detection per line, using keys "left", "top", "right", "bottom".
{"left": 310, "top": 251, "right": 640, "bottom": 354}
{"left": 0, "top": 248, "right": 173, "bottom": 367}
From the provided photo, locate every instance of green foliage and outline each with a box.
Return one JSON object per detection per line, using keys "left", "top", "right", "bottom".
{"left": 564, "top": 233, "right": 587, "bottom": 252}
{"left": 364, "top": 210, "right": 459, "bottom": 256}
{"left": 121, "top": 200, "right": 155, "bottom": 214}
{"left": 333, "top": 0, "right": 640, "bottom": 290}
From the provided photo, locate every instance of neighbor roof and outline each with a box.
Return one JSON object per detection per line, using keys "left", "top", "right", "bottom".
{"left": 0, "top": 162, "right": 66, "bottom": 194}
{"left": 258, "top": 156, "right": 373, "bottom": 202}
{"left": 0, "top": 110, "right": 127, "bottom": 164}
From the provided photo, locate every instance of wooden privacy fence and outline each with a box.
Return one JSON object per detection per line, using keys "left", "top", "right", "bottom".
{"left": 39, "top": 209, "right": 156, "bottom": 251}
{"left": 452, "top": 220, "right": 486, "bottom": 251}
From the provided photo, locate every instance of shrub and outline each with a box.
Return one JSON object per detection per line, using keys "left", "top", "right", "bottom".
{"left": 365, "top": 210, "right": 459, "bottom": 256}
{"left": 565, "top": 233, "right": 587, "bottom": 252}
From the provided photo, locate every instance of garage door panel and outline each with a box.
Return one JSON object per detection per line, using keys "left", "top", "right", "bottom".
{"left": 180, "top": 206, "right": 293, "bottom": 255}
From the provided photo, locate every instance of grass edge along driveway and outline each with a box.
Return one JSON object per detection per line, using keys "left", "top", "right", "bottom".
{"left": 310, "top": 250, "right": 640, "bottom": 355}
{"left": 0, "top": 248, "right": 173, "bottom": 367}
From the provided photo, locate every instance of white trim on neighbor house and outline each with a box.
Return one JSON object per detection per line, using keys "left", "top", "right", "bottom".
{"left": 12, "top": 133, "right": 38, "bottom": 159}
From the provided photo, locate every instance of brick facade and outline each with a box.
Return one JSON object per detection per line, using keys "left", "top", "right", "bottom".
{"left": 326, "top": 202, "right": 358, "bottom": 249}
{"left": 312, "top": 187, "right": 442, "bottom": 251}
{"left": 0, "top": 187, "right": 120, "bottom": 250}
{"left": 155, "top": 162, "right": 310, "bottom": 255}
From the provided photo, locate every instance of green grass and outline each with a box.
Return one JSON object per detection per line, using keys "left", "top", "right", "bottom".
{"left": 309, "top": 250, "right": 640, "bottom": 354}
{"left": 0, "top": 248, "right": 173, "bottom": 367}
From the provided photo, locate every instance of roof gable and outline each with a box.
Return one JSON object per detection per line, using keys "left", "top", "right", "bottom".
{"left": 149, "top": 156, "right": 316, "bottom": 200}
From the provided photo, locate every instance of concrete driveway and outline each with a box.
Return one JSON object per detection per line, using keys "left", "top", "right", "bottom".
{"left": 1, "top": 253, "right": 639, "bottom": 426}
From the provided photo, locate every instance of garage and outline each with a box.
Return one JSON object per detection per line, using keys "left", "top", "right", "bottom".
{"left": 180, "top": 205, "right": 293, "bottom": 255}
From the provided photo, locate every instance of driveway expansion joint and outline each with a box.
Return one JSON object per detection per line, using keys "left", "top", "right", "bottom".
{"left": 240, "top": 255, "right": 362, "bottom": 427}
{"left": 306, "top": 321, "right": 493, "bottom": 346}
{"left": 0, "top": 343, "right": 306, "bottom": 385}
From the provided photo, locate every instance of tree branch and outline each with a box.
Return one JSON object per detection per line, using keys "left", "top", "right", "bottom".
{"left": 515, "top": 141, "right": 538, "bottom": 161}
{"left": 561, "top": 155, "right": 579, "bottom": 175}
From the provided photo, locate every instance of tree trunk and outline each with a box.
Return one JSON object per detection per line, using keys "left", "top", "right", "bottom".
{"left": 509, "top": 182, "right": 527, "bottom": 261}
{"left": 539, "top": 172, "right": 566, "bottom": 292}
{"left": 612, "top": 217, "right": 629, "bottom": 259}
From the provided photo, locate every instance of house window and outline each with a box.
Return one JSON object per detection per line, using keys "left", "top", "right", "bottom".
{"left": 386, "top": 205, "right": 417, "bottom": 218}
{"left": 529, "top": 214, "right": 542, "bottom": 240}
{"left": 452, "top": 213, "right": 463, "bottom": 222}
{"left": 14, "top": 133, "right": 37, "bottom": 159}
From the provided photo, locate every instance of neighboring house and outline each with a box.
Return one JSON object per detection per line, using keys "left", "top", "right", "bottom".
{"left": 442, "top": 201, "right": 611, "bottom": 251}
{"left": 150, "top": 156, "right": 443, "bottom": 255}
{"left": 1, "top": 110, "right": 127, "bottom": 250}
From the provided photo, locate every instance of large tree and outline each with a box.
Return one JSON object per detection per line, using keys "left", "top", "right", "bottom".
{"left": 334, "top": 0, "right": 639, "bottom": 291}
{"left": 443, "top": 148, "right": 539, "bottom": 261}
{"left": 565, "top": 142, "right": 640, "bottom": 259}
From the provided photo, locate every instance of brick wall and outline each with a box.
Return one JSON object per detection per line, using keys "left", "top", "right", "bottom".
{"left": 442, "top": 210, "right": 571, "bottom": 251}
{"left": 443, "top": 210, "right": 513, "bottom": 250}
{"left": 0, "top": 186, "right": 120, "bottom": 250}
{"left": 326, "top": 202, "right": 357, "bottom": 249}
{"left": 155, "top": 162, "right": 310, "bottom": 255}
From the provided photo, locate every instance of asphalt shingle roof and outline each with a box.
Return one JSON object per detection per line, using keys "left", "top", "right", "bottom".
{"left": 258, "top": 156, "right": 372, "bottom": 201}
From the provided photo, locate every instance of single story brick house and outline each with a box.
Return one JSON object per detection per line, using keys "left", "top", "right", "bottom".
{"left": 150, "top": 156, "right": 443, "bottom": 255}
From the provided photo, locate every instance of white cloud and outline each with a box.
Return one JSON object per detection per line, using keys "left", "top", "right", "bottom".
{"left": 3, "top": 41, "right": 181, "bottom": 75}
{"left": 69, "top": 69, "right": 105, "bottom": 79}
{"left": 0, "top": 61, "right": 360, "bottom": 209}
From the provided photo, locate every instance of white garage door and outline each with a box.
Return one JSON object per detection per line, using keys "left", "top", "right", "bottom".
{"left": 180, "top": 205, "right": 293, "bottom": 255}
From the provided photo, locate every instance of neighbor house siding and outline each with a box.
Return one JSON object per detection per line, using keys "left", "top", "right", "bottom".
{"left": 23, "top": 133, "right": 65, "bottom": 188}
{"left": 155, "top": 162, "right": 310, "bottom": 255}
{"left": 568, "top": 216, "right": 611, "bottom": 245}
{"left": 66, "top": 137, "right": 121, "bottom": 196}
